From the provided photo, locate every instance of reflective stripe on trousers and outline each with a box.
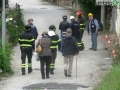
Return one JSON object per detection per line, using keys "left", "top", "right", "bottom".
{"left": 21, "top": 64, "right": 26, "bottom": 68}
{"left": 50, "top": 63, "right": 54, "bottom": 68}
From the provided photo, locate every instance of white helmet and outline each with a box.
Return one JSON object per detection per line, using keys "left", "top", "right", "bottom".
{"left": 70, "top": 16, "right": 75, "bottom": 20}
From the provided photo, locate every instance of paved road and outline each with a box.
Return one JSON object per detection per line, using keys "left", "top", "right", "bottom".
{"left": 0, "top": 0, "right": 112, "bottom": 90}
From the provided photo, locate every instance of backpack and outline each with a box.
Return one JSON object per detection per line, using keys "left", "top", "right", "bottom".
{"left": 98, "top": 22, "right": 103, "bottom": 31}
{"left": 93, "top": 19, "right": 103, "bottom": 32}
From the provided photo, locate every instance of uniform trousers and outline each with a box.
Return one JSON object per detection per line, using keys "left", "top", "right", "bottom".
{"left": 21, "top": 47, "right": 32, "bottom": 74}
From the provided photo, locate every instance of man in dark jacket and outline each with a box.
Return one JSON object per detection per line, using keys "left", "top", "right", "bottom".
{"left": 60, "top": 28, "right": 79, "bottom": 77}
{"left": 70, "top": 16, "right": 82, "bottom": 51}
{"left": 19, "top": 25, "right": 35, "bottom": 75}
{"left": 28, "top": 18, "right": 38, "bottom": 51}
{"left": 48, "top": 25, "right": 60, "bottom": 74}
{"left": 59, "top": 15, "right": 70, "bottom": 40}
{"left": 59, "top": 15, "right": 70, "bottom": 52}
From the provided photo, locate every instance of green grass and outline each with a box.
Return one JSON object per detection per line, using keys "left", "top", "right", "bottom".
{"left": 95, "top": 64, "right": 120, "bottom": 90}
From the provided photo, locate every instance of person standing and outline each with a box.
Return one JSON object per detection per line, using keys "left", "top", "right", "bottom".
{"left": 28, "top": 18, "right": 38, "bottom": 51}
{"left": 76, "top": 11, "right": 86, "bottom": 51}
{"left": 88, "top": 13, "right": 99, "bottom": 51}
{"left": 59, "top": 15, "right": 70, "bottom": 51}
{"left": 19, "top": 25, "right": 35, "bottom": 75}
{"left": 60, "top": 28, "right": 79, "bottom": 77}
{"left": 76, "top": 11, "right": 86, "bottom": 39}
{"left": 48, "top": 25, "right": 60, "bottom": 74}
{"left": 36, "top": 31, "right": 52, "bottom": 79}
{"left": 70, "top": 16, "right": 81, "bottom": 51}
{"left": 59, "top": 15, "right": 70, "bottom": 40}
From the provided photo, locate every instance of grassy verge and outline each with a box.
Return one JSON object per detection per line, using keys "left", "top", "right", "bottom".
{"left": 95, "top": 44, "right": 120, "bottom": 90}
{"left": 95, "top": 64, "right": 120, "bottom": 90}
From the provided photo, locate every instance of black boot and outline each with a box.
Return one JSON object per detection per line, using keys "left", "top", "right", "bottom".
{"left": 64, "top": 70, "right": 67, "bottom": 77}
{"left": 28, "top": 67, "right": 33, "bottom": 73}
{"left": 50, "top": 69, "right": 54, "bottom": 75}
{"left": 46, "top": 76, "right": 50, "bottom": 79}
{"left": 22, "top": 68, "right": 25, "bottom": 75}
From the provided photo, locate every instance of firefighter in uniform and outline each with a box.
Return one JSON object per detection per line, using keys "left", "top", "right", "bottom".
{"left": 70, "top": 16, "right": 81, "bottom": 50}
{"left": 48, "top": 25, "right": 60, "bottom": 74}
{"left": 19, "top": 24, "right": 35, "bottom": 75}
{"left": 76, "top": 11, "right": 86, "bottom": 51}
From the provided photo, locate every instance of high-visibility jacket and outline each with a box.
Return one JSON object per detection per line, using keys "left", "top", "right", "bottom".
{"left": 19, "top": 31, "right": 35, "bottom": 49}
{"left": 49, "top": 32, "right": 60, "bottom": 51}
{"left": 78, "top": 17, "right": 86, "bottom": 31}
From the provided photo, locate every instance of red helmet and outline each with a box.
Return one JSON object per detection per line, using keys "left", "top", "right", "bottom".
{"left": 76, "top": 11, "right": 82, "bottom": 16}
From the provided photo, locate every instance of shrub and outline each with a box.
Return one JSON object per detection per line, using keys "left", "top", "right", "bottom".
{"left": 0, "top": 6, "right": 24, "bottom": 74}
{"left": 6, "top": 8, "right": 25, "bottom": 46}
{"left": 0, "top": 40, "right": 13, "bottom": 73}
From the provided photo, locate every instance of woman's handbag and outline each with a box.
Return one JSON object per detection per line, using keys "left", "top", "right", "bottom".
{"left": 36, "top": 39, "right": 42, "bottom": 54}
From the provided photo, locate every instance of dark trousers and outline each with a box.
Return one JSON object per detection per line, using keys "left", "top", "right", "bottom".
{"left": 80, "top": 30, "right": 84, "bottom": 40}
{"left": 32, "top": 40, "right": 35, "bottom": 51}
{"left": 39, "top": 56, "right": 51, "bottom": 78}
{"left": 76, "top": 38, "right": 84, "bottom": 51}
{"left": 21, "top": 47, "right": 32, "bottom": 74}
{"left": 50, "top": 50, "right": 57, "bottom": 72}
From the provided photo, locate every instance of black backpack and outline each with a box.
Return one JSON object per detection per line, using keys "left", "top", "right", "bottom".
{"left": 93, "top": 19, "right": 103, "bottom": 32}
{"left": 98, "top": 21, "right": 103, "bottom": 31}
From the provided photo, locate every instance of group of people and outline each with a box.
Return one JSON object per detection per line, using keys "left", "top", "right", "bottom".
{"left": 18, "top": 11, "right": 99, "bottom": 79}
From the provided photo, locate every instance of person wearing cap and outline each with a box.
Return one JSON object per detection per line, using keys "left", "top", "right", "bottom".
{"left": 36, "top": 31, "right": 52, "bottom": 79}
{"left": 88, "top": 13, "right": 99, "bottom": 51}
{"left": 76, "top": 11, "right": 86, "bottom": 40}
{"left": 19, "top": 24, "right": 35, "bottom": 75}
{"left": 59, "top": 15, "right": 70, "bottom": 52}
{"left": 28, "top": 18, "right": 38, "bottom": 51}
{"left": 61, "top": 28, "right": 79, "bottom": 77}
{"left": 48, "top": 25, "right": 60, "bottom": 74}
{"left": 70, "top": 16, "right": 81, "bottom": 51}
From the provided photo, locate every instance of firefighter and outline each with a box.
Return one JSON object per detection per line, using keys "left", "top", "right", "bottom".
{"left": 76, "top": 11, "right": 85, "bottom": 51}
{"left": 48, "top": 25, "right": 60, "bottom": 74}
{"left": 19, "top": 24, "right": 35, "bottom": 75}
{"left": 70, "top": 16, "right": 81, "bottom": 50}
{"left": 76, "top": 11, "right": 86, "bottom": 39}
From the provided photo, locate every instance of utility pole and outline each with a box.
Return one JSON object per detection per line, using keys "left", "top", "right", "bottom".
{"left": 101, "top": 5, "right": 105, "bottom": 28}
{"left": 1, "top": 0, "right": 6, "bottom": 73}
{"left": 2, "top": 0, "right": 6, "bottom": 48}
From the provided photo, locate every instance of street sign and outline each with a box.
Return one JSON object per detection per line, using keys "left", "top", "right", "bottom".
{"left": 96, "top": 0, "right": 120, "bottom": 6}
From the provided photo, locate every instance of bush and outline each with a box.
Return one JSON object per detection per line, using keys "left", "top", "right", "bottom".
{"left": 0, "top": 41, "right": 13, "bottom": 74}
{"left": 0, "top": 6, "right": 24, "bottom": 75}
{"left": 6, "top": 8, "right": 25, "bottom": 46}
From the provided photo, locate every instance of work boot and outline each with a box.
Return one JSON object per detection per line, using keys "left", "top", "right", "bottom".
{"left": 46, "top": 76, "right": 50, "bottom": 79}
{"left": 93, "top": 48, "right": 97, "bottom": 51}
{"left": 28, "top": 68, "right": 33, "bottom": 73}
{"left": 22, "top": 68, "right": 25, "bottom": 75}
{"left": 50, "top": 69, "right": 54, "bottom": 74}
{"left": 89, "top": 48, "right": 93, "bottom": 50}
{"left": 64, "top": 70, "right": 67, "bottom": 77}
{"left": 68, "top": 75, "right": 71, "bottom": 77}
